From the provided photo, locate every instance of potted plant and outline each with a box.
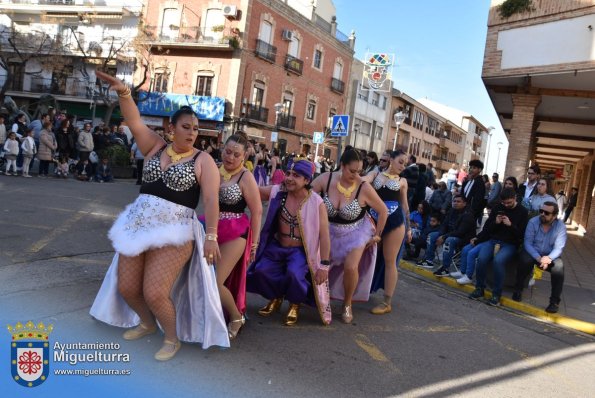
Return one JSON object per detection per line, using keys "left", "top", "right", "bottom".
{"left": 100, "top": 144, "right": 134, "bottom": 179}
{"left": 211, "top": 24, "right": 225, "bottom": 32}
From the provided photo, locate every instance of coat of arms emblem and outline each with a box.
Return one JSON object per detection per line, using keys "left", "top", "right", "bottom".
{"left": 8, "top": 321, "right": 53, "bottom": 387}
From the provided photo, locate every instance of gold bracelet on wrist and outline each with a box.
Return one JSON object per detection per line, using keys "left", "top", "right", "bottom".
{"left": 117, "top": 86, "right": 132, "bottom": 99}
{"left": 205, "top": 233, "right": 218, "bottom": 241}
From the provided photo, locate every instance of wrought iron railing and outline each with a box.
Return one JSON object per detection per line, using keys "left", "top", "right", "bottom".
{"left": 246, "top": 104, "right": 269, "bottom": 123}
{"left": 330, "top": 77, "right": 345, "bottom": 94}
{"left": 284, "top": 55, "right": 303, "bottom": 75}
{"left": 277, "top": 114, "right": 296, "bottom": 130}
{"left": 144, "top": 26, "right": 233, "bottom": 46}
{"left": 255, "top": 39, "right": 276, "bottom": 63}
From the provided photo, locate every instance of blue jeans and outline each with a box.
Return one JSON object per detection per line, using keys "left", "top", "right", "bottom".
{"left": 474, "top": 240, "right": 518, "bottom": 297}
{"left": 459, "top": 242, "right": 481, "bottom": 278}
{"left": 447, "top": 180, "right": 456, "bottom": 191}
{"left": 424, "top": 231, "right": 441, "bottom": 262}
{"left": 442, "top": 237, "right": 461, "bottom": 269}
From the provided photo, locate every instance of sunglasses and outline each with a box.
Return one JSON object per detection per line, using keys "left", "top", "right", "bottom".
{"left": 539, "top": 209, "right": 553, "bottom": 216}
{"left": 379, "top": 159, "right": 388, "bottom": 162}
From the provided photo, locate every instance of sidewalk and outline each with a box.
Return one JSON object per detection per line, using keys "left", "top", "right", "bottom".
{"left": 401, "top": 231, "right": 595, "bottom": 335}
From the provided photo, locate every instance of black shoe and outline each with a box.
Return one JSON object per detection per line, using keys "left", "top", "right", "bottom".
{"left": 512, "top": 291, "right": 522, "bottom": 302}
{"left": 433, "top": 267, "right": 450, "bottom": 277}
{"left": 468, "top": 288, "right": 485, "bottom": 300}
{"left": 545, "top": 302, "right": 559, "bottom": 313}
{"left": 487, "top": 295, "right": 501, "bottom": 306}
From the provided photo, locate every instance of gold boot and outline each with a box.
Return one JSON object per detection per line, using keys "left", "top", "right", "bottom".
{"left": 258, "top": 298, "right": 283, "bottom": 316}
{"left": 284, "top": 304, "right": 300, "bottom": 326}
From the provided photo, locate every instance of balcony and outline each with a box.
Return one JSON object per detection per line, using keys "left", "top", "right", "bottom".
{"left": 0, "top": 0, "right": 140, "bottom": 15}
{"left": 277, "top": 114, "right": 296, "bottom": 130}
{"left": 144, "top": 26, "right": 235, "bottom": 51}
{"left": 21, "top": 76, "right": 94, "bottom": 98}
{"left": 439, "top": 137, "right": 448, "bottom": 148}
{"left": 284, "top": 55, "right": 303, "bottom": 75}
{"left": 255, "top": 39, "right": 276, "bottom": 63}
{"left": 330, "top": 77, "right": 345, "bottom": 94}
{"left": 246, "top": 104, "right": 269, "bottom": 123}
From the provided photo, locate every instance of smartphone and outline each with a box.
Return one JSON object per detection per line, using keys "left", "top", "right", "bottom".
{"left": 497, "top": 211, "right": 505, "bottom": 216}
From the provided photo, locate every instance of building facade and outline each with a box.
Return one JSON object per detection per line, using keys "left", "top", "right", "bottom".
{"left": 482, "top": 0, "right": 595, "bottom": 235}
{"left": 0, "top": 0, "right": 143, "bottom": 122}
{"left": 141, "top": 0, "right": 355, "bottom": 157}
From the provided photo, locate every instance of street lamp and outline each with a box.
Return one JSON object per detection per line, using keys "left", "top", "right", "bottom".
{"left": 353, "top": 123, "right": 360, "bottom": 149}
{"left": 274, "top": 102, "right": 283, "bottom": 150}
{"left": 393, "top": 111, "right": 406, "bottom": 151}
{"left": 495, "top": 141, "right": 503, "bottom": 173}
{"left": 484, "top": 126, "right": 495, "bottom": 173}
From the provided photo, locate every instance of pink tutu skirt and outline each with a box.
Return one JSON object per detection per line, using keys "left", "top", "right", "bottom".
{"left": 271, "top": 169, "right": 285, "bottom": 185}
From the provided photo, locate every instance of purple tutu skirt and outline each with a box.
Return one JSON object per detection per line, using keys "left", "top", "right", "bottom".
{"left": 328, "top": 216, "right": 377, "bottom": 302}
{"left": 254, "top": 165, "right": 267, "bottom": 186}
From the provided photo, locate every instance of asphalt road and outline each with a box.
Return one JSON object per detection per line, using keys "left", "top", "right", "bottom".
{"left": 1, "top": 175, "right": 594, "bottom": 398}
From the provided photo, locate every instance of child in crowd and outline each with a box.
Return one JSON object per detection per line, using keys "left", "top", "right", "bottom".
{"left": 76, "top": 159, "right": 93, "bottom": 182}
{"left": 3, "top": 132, "right": 19, "bottom": 175}
{"left": 405, "top": 213, "right": 442, "bottom": 260}
{"left": 21, "top": 127, "right": 37, "bottom": 178}
{"left": 95, "top": 157, "right": 113, "bottom": 182}
{"left": 55, "top": 155, "right": 69, "bottom": 178}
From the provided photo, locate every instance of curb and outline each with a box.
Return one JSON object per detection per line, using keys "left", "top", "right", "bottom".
{"left": 400, "top": 261, "right": 595, "bottom": 336}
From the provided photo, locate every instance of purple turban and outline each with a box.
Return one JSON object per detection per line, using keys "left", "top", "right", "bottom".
{"left": 288, "top": 159, "right": 315, "bottom": 182}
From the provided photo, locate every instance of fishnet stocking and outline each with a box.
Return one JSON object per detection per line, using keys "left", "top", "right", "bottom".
{"left": 143, "top": 242, "right": 194, "bottom": 341}
{"left": 118, "top": 252, "right": 155, "bottom": 327}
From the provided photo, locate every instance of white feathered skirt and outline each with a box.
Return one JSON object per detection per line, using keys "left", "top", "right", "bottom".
{"left": 89, "top": 194, "right": 230, "bottom": 349}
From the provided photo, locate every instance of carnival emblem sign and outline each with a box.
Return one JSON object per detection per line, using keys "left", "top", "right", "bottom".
{"left": 8, "top": 321, "right": 53, "bottom": 388}
{"left": 362, "top": 53, "right": 394, "bottom": 93}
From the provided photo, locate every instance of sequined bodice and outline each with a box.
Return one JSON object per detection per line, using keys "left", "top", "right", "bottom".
{"left": 373, "top": 174, "right": 401, "bottom": 202}
{"left": 323, "top": 195, "right": 364, "bottom": 222}
{"left": 139, "top": 146, "right": 201, "bottom": 209}
{"left": 219, "top": 177, "right": 247, "bottom": 214}
{"left": 323, "top": 172, "right": 367, "bottom": 224}
{"left": 142, "top": 148, "right": 198, "bottom": 191}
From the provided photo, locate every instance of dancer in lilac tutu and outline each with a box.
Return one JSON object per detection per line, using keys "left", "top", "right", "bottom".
{"left": 89, "top": 71, "right": 228, "bottom": 361}
{"left": 363, "top": 149, "right": 411, "bottom": 314}
{"left": 209, "top": 131, "right": 262, "bottom": 340}
{"left": 247, "top": 159, "right": 332, "bottom": 326}
{"left": 311, "top": 149, "right": 388, "bottom": 323}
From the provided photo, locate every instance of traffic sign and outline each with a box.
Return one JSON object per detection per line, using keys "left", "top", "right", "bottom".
{"left": 271, "top": 131, "right": 278, "bottom": 142}
{"left": 331, "top": 115, "right": 349, "bottom": 137}
{"left": 313, "top": 131, "right": 324, "bottom": 144}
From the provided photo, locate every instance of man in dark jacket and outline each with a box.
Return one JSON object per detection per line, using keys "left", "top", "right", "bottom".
{"left": 461, "top": 159, "right": 486, "bottom": 222}
{"left": 563, "top": 187, "right": 578, "bottom": 223}
{"left": 464, "top": 188, "right": 529, "bottom": 306}
{"left": 414, "top": 164, "right": 428, "bottom": 209}
{"left": 429, "top": 181, "right": 452, "bottom": 215}
{"left": 416, "top": 195, "right": 476, "bottom": 272}
{"left": 402, "top": 155, "right": 419, "bottom": 209}
{"left": 431, "top": 195, "right": 477, "bottom": 276}
{"left": 517, "top": 164, "right": 540, "bottom": 205}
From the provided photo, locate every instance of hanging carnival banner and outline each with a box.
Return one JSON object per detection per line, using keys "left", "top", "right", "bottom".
{"left": 361, "top": 53, "right": 394, "bottom": 93}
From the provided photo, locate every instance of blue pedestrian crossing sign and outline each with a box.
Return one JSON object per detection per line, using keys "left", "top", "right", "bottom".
{"left": 313, "top": 132, "right": 324, "bottom": 144}
{"left": 331, "top": 115, "right": 349, "bottom": 137}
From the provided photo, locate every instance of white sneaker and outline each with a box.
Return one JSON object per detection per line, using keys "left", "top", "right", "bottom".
{"left": 450, "top": 271, "right": 463, "bottom": 278}
{"left": 456, "top": 275, "right": 473, "bottom": 285}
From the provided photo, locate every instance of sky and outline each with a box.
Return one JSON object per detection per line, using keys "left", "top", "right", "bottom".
{"left": 334, "top": 0, "right": 509, "bottom": 175}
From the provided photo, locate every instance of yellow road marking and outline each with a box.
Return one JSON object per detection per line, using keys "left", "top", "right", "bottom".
{"left": 354, "top": 333, "right": 402, "bottom": 375}
{"left": 27, "top": 212, "right": 86, "bottom": 253}
{"left": 0, "top": 221, "right": 52, "bottom": 230}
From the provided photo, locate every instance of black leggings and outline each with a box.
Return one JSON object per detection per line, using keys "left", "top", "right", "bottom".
{"left": 39, "top": 160, "right": 51, "bottom": 176}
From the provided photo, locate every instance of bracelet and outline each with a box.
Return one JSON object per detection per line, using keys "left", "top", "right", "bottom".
{"left": 205, "top": 233, "right": 218, "bottom": 241}
{"left": 251, "top": 242, "right": 259, "bottom": 248}
{"left": 117, "top": 86, "right": 132, "bottom": 99}
{"left": 320, "top": 260, "right": 330, "bottom": 266}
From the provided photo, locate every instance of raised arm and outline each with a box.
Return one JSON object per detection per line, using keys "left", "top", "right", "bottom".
{"left": 95, "top": 71, "right": 164, "bottom": 156}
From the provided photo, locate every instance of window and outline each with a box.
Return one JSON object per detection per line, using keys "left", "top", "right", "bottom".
{"left": 160, "top": 8, "right": 179, "bottom": 40}
{"left": 252, "top": 81, "right": 264, "bottom": 108}
{"left": 313, "top": 49, "right": 322, "bottom": 69}
{"left": 413, "top": 110, "right": 425, "bottom": 130}
{"left": 194, "top": 74, "right": 213, "bottom": 96}
{"left": 379, "top": 95, "right": 387, "bottom": 110}
{"left": 306, "top": 100, "right": 316, "bottom": 120}
{"left": 151, "top": 71, "right": 169, "bottom": 93}
{"left": 205, "top": 8, "right": 225, "bottom": 41}
{"left": 371, "top": 92, "right": 379, "bottom": 106}
{"left": 282, "top": 91, "right": 293, "bottom": 115}
{"left": 288, "top": 36, "right": 300, "bottom": 57}
{"left": 333, "top": 61, "right": 343, "bottom": 79}
{"left": 259, "top": 21, "right": 273, "bottom": 44}
{"left": 357, "top": 85, "right": 368, "bottom": 101}
{"left": 375, "top": 126, "right": 383, "bottom": 139}
{"left": 427, "top": 117, "right": 439, "bottom": 136}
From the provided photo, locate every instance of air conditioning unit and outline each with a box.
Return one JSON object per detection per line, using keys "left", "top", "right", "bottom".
{"left": 282, "top": 29, "right": 293, "bottom": 41}
{"left": 222, "top": 5, "right": 238, "bottom": 18}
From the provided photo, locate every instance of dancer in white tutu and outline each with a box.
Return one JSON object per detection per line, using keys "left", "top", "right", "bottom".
{"left": 311, "top": 149, "right": 388, "bottom": 324}
{"left": 89, "top": 71, "right": 229, "bottom": 361}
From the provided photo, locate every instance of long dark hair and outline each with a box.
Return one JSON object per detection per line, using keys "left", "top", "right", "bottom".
{"left": 390, "top": 149, "right": 407, "bottom": 159}
{"left": 340, "top": 148, "right": 362, "bottom": 166}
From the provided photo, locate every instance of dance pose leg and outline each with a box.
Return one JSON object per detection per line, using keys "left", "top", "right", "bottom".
{"left": 372, "top": 224, "right": 405, "bottom": 314}
{"left": 217, "top": 237, "right": 246, "bottom": 337}
{"left": 117, "top": 252, "right": 155, "bottom": 329}
{"left": 341, "top": 245, "right": 366, "bottom": 322}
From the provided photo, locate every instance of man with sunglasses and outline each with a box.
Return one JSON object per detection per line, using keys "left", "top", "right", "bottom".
{"left": 513, "top": 202, "right": 567, "bottom": 313}
{"left": 377, "top": 152, "right": 390, "bottom": 172}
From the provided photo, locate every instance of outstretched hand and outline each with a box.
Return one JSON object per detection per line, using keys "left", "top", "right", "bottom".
{"left": 95, "top": 70, "right": 127, "bottom": 93}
